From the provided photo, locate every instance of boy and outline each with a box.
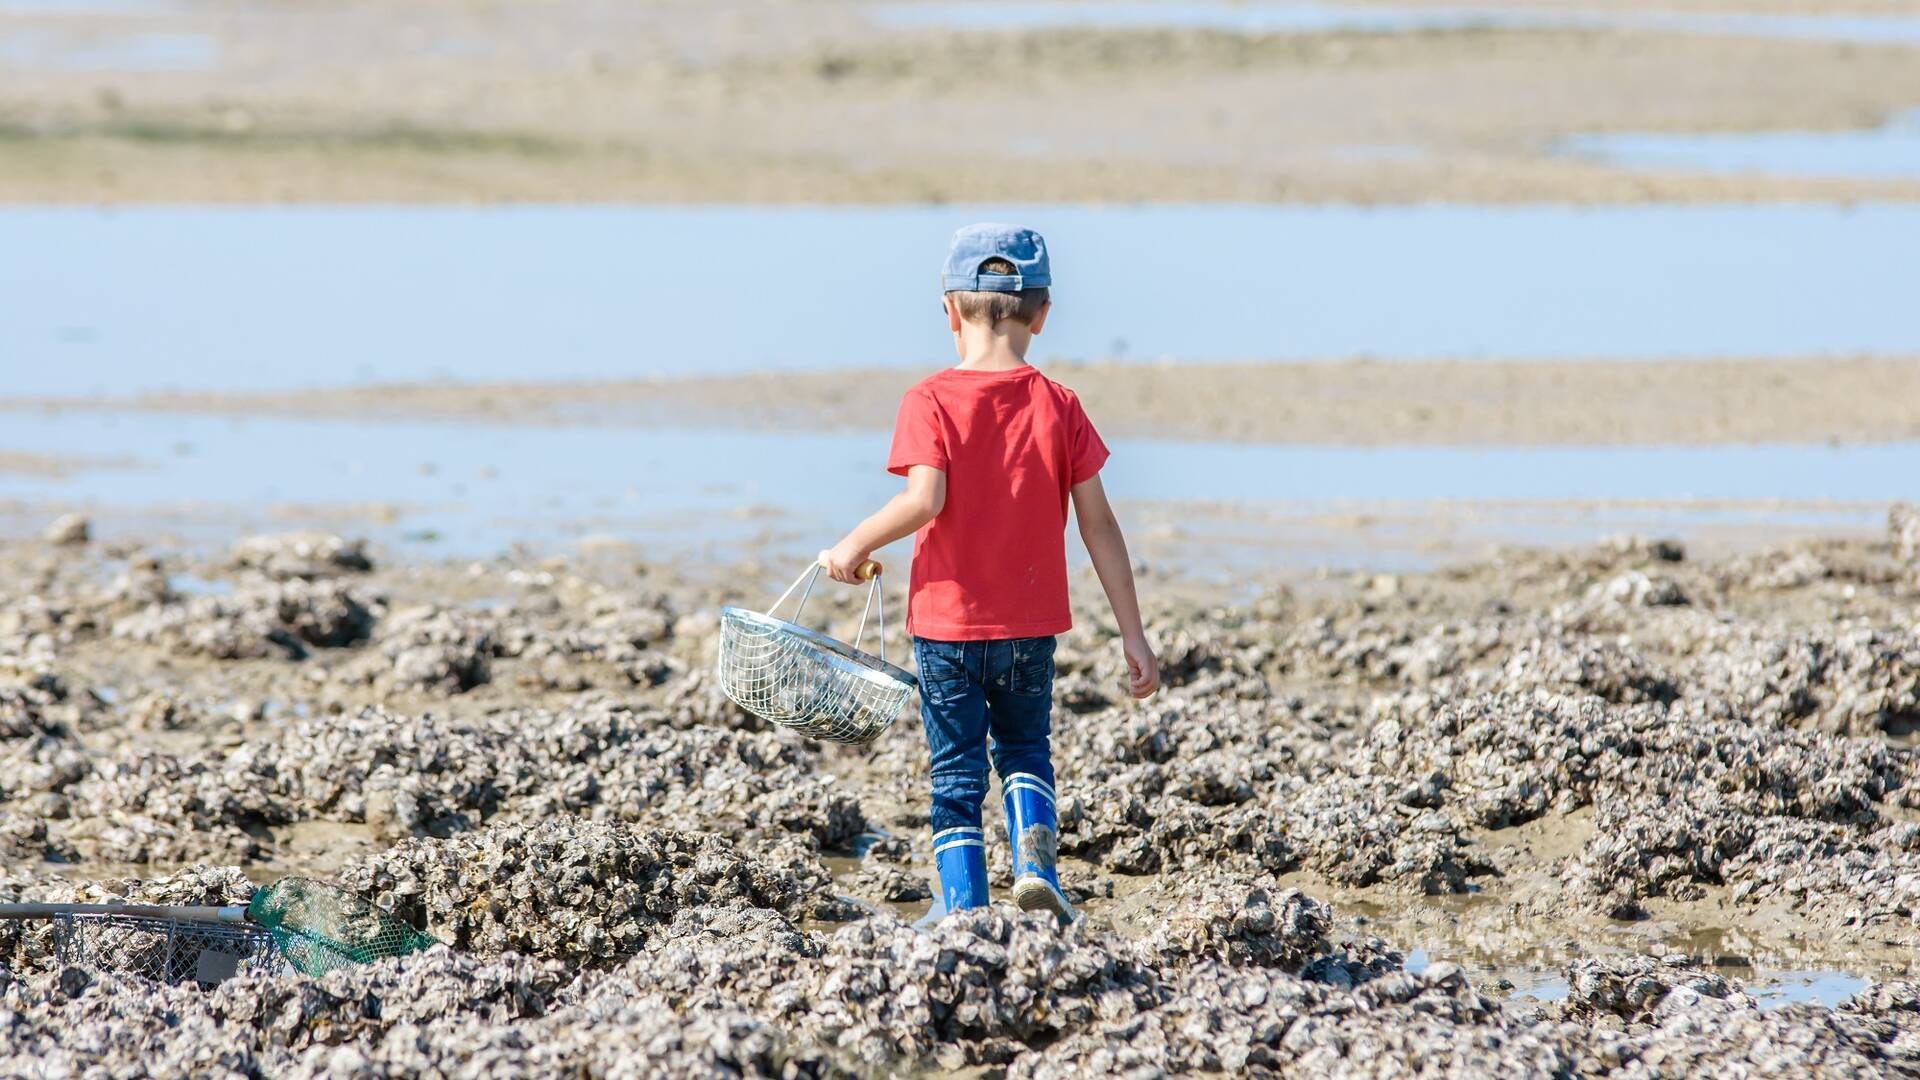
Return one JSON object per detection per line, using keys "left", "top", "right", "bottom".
{"left": 821, "top": 223, "right": 1160, "bottom": 925}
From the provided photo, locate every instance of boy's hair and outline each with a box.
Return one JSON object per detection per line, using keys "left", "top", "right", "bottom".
{"left": 948, "top": 258, "right": 1050, "bottom": 326}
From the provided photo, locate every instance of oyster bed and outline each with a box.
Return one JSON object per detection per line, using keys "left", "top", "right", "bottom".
{"left": 4, "top": 515, "right": 1920, "bottom": 1077}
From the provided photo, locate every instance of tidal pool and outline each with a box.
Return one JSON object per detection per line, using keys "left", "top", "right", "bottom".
{"left": 2, "top": 409, "right": 1914, "bottom": 564}
{"left": 1405, "top": 948, "right": 1870, "bottom": 1011}
{"left": 1561, "top": 108, "right": 1920, "bottom": 181}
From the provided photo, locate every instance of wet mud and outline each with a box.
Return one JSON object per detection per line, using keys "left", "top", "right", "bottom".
{"left": 4, "top": 513, "right": 1920, "bottom": 1076}
{"left": 60, "top": 355, "right": 1920, "bottom": 449}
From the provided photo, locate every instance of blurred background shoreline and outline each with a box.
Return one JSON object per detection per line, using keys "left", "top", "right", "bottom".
{"left": 5, "top": 0, "right": 1920, "bottom": 203}
{"left": 5, "top": 0, "right": 1919, "bottom": 571}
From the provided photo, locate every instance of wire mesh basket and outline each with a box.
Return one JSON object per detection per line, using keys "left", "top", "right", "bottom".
{"left": 719, "top": 560, "right": 917, "bottom": 745}
{"left": 53, "top": 913, "right": 286, "bottom": 986}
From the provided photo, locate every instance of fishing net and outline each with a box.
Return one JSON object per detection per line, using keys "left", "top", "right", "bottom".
{"left": 245, "top": 877, "right": 438, "bottom": 976}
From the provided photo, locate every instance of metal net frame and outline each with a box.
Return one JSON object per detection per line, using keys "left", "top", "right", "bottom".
{"left": 719, "top": 563, "right": 916, "bottom": 745}
{"left": 54, "top": 913, "right": 286, "bottom": 986}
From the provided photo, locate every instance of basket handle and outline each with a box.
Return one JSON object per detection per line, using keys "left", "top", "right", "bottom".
{"left": 766, "top": 558, "right": 895, "bottom": 665}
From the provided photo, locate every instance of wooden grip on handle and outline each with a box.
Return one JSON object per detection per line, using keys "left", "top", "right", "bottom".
{"left": 818, "top": 554, "right": 883, "bottom": 580}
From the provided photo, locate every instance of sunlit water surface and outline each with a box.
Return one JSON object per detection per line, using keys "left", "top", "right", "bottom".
{"left": 7, "top": 204, "right": 1919, "bottom": 397}
{"left": 3, "top": 410, "right": 1914, "bottom": 567}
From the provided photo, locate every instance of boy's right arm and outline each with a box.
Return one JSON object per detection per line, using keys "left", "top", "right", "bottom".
{"left": 821, "top": 465, "right": 947, "bottom": 583}
{"left": 1070, "top": 475, "right": 1160, "bottom": 699}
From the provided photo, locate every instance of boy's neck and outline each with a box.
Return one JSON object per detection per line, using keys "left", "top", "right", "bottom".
{"left": 953, "top": 321, "right": 1032, "bottom": 372}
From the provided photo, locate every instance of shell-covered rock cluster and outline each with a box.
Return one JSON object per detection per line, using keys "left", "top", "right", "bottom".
{"left": 9, "top": 906, "right": 1920, "bottom": 1078}
{"left": 336, "top": 820, "right": 849, "bottom": 961}
{"left": 111, "top": 578, "right": 378, "bottom": 661}
{"left": 4, "top": 523, "right": 1920, "bottom": 1075}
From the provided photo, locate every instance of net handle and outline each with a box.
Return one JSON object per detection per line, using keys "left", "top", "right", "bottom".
{"left": 0, "top": 903, "right": 248, "bottom": 923}
{"left": 766, "top": 559, "right": 895, "bottom": 665}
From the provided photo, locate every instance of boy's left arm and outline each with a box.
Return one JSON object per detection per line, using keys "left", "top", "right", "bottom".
{"left": 821, "top": 465, "right": 946, "bottom": 583}
{"left": 1071, "top": 475, "right": 1160, "bottom": 699}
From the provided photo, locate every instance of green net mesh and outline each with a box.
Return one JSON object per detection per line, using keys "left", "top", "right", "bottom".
{"left": 245, "top": 878, "right": 438, "bottom": 976}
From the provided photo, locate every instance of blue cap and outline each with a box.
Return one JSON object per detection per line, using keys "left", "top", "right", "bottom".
{"left": 942, "top": 223, "right": 1050, "bottom": 293}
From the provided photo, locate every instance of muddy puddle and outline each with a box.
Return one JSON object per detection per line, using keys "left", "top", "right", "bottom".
{"left": 1402, "top": 935, "right": 1870, "bottom": 1010}
{"left": 9, "top": 204, "right": 1920, "bottom": 398}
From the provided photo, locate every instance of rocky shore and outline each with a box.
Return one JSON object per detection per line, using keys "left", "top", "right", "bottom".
{"left": 4, "top": 512, "right": 1920, "bottom": 1076}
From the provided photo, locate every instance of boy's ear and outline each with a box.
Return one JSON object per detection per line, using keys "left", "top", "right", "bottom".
{"left": 1028, "top": 299, "right": 1051, "bottom": 335}
{"left": 944, "top": 295, "right": 962, "bottom": 333}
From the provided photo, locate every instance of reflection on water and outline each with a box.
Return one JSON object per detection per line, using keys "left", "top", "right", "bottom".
{"left": 1505, "top": 969, "right": 1871, "bottom": 1009}
{"left": 7, "top": 204, "right": 1920, "bottom": 398}
{"left": 2, "top": 409, "right": 1915, "bottom": 562}
{"left": 1752, "top": 971, "right": 1872, "bottom": 1010}
{"left": 868, "top": 2, "right": 1920, "bottom": 44}
{"left": 1407, "top": 948, "right": 1870, "bottom": 1010}
{"left": 1561, "top": 108, "right": 1920, "bottom": 181}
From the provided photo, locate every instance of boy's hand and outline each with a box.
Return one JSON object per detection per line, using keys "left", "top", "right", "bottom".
{"left": 819, "top": 541, "right": 873, "bottom": 584}
{"left": 1123, "top": 635, "right": 1160, "bottom": 699}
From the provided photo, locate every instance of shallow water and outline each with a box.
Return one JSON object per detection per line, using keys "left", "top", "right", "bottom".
{"left": 1561, "top": 108, "right": 1920, "bottom": 181}
{"left": 1752, "top": 970, "right": 1873, "bottom": 1010}
{"left": 1621, "top": 10, "right": 1920, "bottom": 45}
{"left": 3, "top": 409, "right": 1915, "bottom": 563}
{"left": 0, "top": 0, "right": 176, "bottom": 12}
{"left": 0, "top": 28, "right": 214, "bottom": 71}
{"left": 1506, "top": 971, "right": 1870, "bottom": 1009}
{"left": 7, "top": 204, "right": 1920, "bottom": 398}
{"left": 1405, "top": 947, "right": 1869, "bottom": 1010}
{"left": 868, "top": 2, "right": 1920, "bottom": 44}
{"left": 869, "top": 1, "right": 1542, "bottom": 34}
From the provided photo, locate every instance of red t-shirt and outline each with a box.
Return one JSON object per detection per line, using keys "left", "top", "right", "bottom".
{"left": 887, "top": 365, "right": 1110, "bottom": 640}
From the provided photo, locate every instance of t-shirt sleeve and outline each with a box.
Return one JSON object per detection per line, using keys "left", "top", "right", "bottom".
{"left": 1068, "top": 395, "right": 1111, "bottom": 484}
{"left": 887, "top": 389, "right": 949, "bottom": 476}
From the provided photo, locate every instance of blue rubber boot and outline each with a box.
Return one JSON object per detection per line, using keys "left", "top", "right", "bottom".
{"left": 1002, "top": 773, "right": 1075, "bottom": 924}
{"left": 916, "top": 826, "right": 989, "bottom": 927}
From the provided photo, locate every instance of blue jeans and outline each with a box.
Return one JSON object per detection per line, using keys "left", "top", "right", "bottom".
{"left": 914, "top": 635, "right": 1058, "bottom": 834}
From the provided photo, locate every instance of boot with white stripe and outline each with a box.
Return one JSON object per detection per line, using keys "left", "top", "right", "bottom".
{"left": 917, "top": 825, "right": 989, "bottom": 926}
{"left": 1002, "top": 773, "right": 1075, "bottom": 924}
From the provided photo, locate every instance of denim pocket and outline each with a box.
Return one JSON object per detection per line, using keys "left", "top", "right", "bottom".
{"left": 1008, "top": 637, "right": 1056, "bottom": 698}
{"left": 922, "top": 669, "right": 973, "bottom": 707}
{"left": 916, "top": 641, "right": 972, "bottom": 707}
